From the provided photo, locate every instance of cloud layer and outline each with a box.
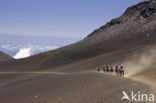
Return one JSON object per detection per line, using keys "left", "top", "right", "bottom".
{"left": 13, "top": 47, "right": 32, "bottom": 59}
{"left": 0, "top": 44, "right": 58, "bottom": 59}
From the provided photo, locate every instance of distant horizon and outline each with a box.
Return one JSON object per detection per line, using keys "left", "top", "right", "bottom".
{"left": 0, "top": 0, "right": 145, "bottom": 58}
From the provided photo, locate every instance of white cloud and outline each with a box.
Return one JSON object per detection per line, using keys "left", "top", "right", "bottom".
{"left": 1, "top": 44, "right": 18, "bottom": 51}
{"left": 0, "top": 43, "right": 58, "bottom": 59}
{"left": 13, "top": 47, "right": 32, "bottom": 59}
{"left": 0, "top": 44, "right": 58, "bottom": 51}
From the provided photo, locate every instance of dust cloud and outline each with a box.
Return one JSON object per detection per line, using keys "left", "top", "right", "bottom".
{"left": 121, "top": 46, "right": 156, "bottom": 77}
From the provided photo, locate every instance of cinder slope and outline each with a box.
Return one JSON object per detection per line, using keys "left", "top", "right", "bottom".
{"left": 0, "top": 1, "right": 156, "bottom": 103}
{"left": 0, "top": 0, "right": 156, "bottom": 71}
{"left": 0, "top": 51, "right": 13, "bottom": 62}
{"left": 0, "top": 72, "right": 153, "bottom": 103}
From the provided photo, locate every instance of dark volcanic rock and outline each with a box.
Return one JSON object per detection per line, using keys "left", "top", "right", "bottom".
{"left": 124, "top": 0, "right": 156, "bottom": 18}
{"left": 88, "top": 0, "right": 156, "bottom": 38}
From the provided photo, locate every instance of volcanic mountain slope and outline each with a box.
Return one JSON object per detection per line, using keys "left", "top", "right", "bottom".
{"left": 0, "top": 0, "right": 156, "bottom": 71}
{"left": 0, "top": 51, "right": 13, "bottom": 62}
{"left": 0, "top": 0, "right": 156, "bottom": 103}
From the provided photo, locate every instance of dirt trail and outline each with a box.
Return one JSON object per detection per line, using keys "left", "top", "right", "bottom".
{"left": 128, "top": 68, "right": 156, "bottom": 94}
{"left": 0, "top": 71, "right": 153, "bottom": 103}
{"left": 0, "top": 71, "right": 67, "bottom": 75}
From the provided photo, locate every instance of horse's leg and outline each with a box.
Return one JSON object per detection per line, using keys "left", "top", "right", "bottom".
{"left": 119, "top": 71, "right": 121, "bottom": 76}
{"left": 116, "top": 71, "right": 118, "bottom": 76}
{"left": 117, "top": 71, "right": 119, "bottom": 76}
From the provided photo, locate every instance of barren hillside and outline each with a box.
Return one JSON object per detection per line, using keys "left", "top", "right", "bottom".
{"left": 0, "top": 51, "right": 13, "bottom": 62}
{"left": 0, "top": 0, "right": 156, "bottom": 71}
{"left": 0, "top": 1, "right": 156, "bottom": 103}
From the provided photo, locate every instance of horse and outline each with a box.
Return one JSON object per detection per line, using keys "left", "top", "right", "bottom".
{"left": 96, "top": 65, "right": 101, "bottom": 72}
{"left": 119, "top": 66, "right": 124, "bottom": 76}
{"left": 106, "top": 66, "right": 109, "bottom": 73}
{"left": 109, "top": 66, "right": 114, "bottom": 74}
{"left": 115, "top": 65, "right": 119, "bottom": 76}
{"left": 102, "top": 65, "right": 106, "bottom": 72}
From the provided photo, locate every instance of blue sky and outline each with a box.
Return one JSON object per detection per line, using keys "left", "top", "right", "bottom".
{"left": 0, "top": 0, "right": 145, "bottom": 58}
{"left": 0, "top": 0, "right": 144, "bottom": 38}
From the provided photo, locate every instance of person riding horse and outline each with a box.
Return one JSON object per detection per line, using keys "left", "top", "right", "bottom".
{"left": 106, "top": 66, "right": 109, "bottom": 73}
{"left": 119, "top": 66, "right": 124, "bottom": 76}
{"left": 97, "top": 64, "right": 125, "bottom": 76}
{"left": 109, "top": 66, "right": 114, "bottom": 74}
{"left": 96, "top": 65, "right": 100, "bottom": 72}
{"left": 102, "top": 65, "right": 106, "bottom": 72}
{"left": 115, "top": 65, "right": 119, "bottom": 75}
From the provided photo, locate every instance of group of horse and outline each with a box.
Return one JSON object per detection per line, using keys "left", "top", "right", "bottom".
{"left": 96, "top": 65, "right": 125, "bottom": 76}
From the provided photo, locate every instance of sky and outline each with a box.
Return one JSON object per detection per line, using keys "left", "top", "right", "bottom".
{"left": 0, "top": 0, "right": 145, "bottom": 58}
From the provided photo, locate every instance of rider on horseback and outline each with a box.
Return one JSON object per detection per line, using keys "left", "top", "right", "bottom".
{"left": 106, "top": 65, "right": 109, "bottom": 73}
{"left": 109, "top": 66, "right": 114, "bottom": 74}
{"left": 102, "top": 65, "right": 106, "bottom": 72}
{"left": 115, "top": 65, "right": 119, "bottom": 75}
{"left": 96, "top": 65, "right": 100, "bottom": 72}
{"left": 120, "top": 66, "right": 124, "bottom": 76}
